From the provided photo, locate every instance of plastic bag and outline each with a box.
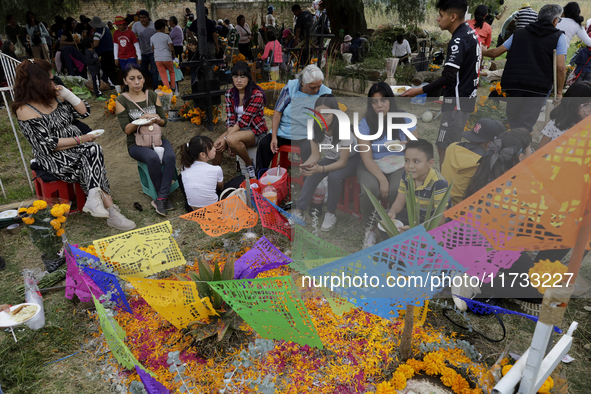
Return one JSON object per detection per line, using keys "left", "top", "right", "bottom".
{"left": 14, "top": 37, "right": 26, "bottom": 58}
{"left": 23, "top": 269, "right": 45, "bottom": 329}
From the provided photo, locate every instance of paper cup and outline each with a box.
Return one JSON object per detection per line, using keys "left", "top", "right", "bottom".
{"left": 115, "top": 85, "right": 121, "bottom": 94}
{"left": 154, "top": 147, "right": 165, "bottom": 163}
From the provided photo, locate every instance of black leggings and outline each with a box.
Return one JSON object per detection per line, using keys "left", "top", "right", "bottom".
{"left": 128, "top": 139, "right": 176, "bottom": 199}
{"left": 99, "top": 50, "right": 117, "bottom": 86}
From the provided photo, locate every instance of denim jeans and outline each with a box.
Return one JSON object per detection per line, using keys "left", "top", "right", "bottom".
{"left": 119, "top": 57, "right": 137, "bottom": 71}
{"left": 140, "top": 52, "right": 159, "bottom": 90}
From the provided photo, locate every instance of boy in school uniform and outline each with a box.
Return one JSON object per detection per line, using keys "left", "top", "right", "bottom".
{"left": 388, "top": 139, "right": 449, "bottom": 228}
{"left": 402, "top": 0, "right": 480, "bottom": 166}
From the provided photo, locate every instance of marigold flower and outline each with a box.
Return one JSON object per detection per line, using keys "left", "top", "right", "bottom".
{"left": 390, "top": 371, "right": 407, "bottom": 390}
{"left": 50, "top": 219, "right": 61, "bottom": 230}
{"left": 406, "top": 358, "right": 424, "bottom": 372}
{"left": 60, "top": 204, "right": 70, "bottom": 214}
{"left": 538, "top": 376, "right": 553, "bottom": 393}
{"left": 423, "top": 352, "right": 445, "bottom": 376}
{"left": 51, "top": 206, "right": 64, "bottom": 217}
{"left": 451, "top": 373, "right": 470, "bottom": 393}
{"left": 502, "top": 365, "right": 512, "bottom": 377}
{"left": 18, "top": 207, "right": 27, "bottom": 213}
{"left": 22, "top": 217, "right": 32, "bottom": 225}
{"left": 58, "top": 215, "right": 66, "bottom": 223}
{"left": 375, "top": 381, "right": 395, "bottom": 394}
{"left": 26, "top": 207, "right": 38, "bottom": 215}
{"left": 56, "top": 229, "right": 65, "bottom": 236}
{"left": 33, "top": 200, "right": 48, "bottom": 210}
{"left": 396, "top": 364, "right": 415, "bottom": 379}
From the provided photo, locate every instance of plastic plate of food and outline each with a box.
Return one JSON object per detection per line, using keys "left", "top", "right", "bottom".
{"left": 132, "top": 118, "right": 151, "bottom": 126}
{"left": 377, "top": 220, "right": 405, "bottom": 233}
{"left": 0, "top": 303, "right": 40, "bottom": 327}
{"left": 0, "top": 210, "right": 18, "bottom": 219}
{"left": 391, "top": 86, "right": 412, "bottom": 96}
{"left": 88, "top": 129, "right": 105, "bottom": 137}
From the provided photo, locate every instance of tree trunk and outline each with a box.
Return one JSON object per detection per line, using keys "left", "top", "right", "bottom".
{"left": 324, "top": 0, "right": 368, "bottom": 38}
{"left": 399, "top": 304, "right": 414, "bottom": 361}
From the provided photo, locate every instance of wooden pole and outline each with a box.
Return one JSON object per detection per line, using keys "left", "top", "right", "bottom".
{"left": 553, "top": 49, "right": 557, "bottom": 100}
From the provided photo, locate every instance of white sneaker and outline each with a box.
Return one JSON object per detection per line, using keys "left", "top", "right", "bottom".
{"left": 362, "top": 228, "right": 377, "bottom": 249}
{"left": 321, "top": 212, "right": 337, "bottom": 231}
{"left": 106, "top": 205, "right": 136, "bottom": 231}
{"left": 246, "top": 165, "right": 256, "bottom": 178}
{"left": 289, "top": 210, "right": 305, "bottom": 226}
{"left": 83, "top": 188, "right": 109, "bottom": 218}
{"left": 451, "top": 274, "right": 481, "bottom": 312}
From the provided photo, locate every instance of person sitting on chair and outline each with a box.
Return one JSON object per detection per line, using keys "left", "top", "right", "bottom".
{"left": 13, "top": 59, "right": 135, "bottom": 231}
{"left": 115, "top": 64, "right": 176, "bottom": 216}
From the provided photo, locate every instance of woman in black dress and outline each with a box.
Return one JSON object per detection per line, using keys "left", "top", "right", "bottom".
{"left": 12, "top": 59, "right": 135, "bottom": 231}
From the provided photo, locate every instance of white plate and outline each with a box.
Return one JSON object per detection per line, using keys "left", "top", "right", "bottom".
{"left": 0, "top": 210, "right": 18, "bottom": 219}
{"left": 391, "top": 85, "right": 412, "bottom": 96}
{"left": 88, "top": 129, "right": 104, "bottom": 137}
{"left": 132, "top": 118, "right": 150, "bottom": 126}
{"left": 377, "top": 220, "right": 404, "bottom": 232}
{"left": 0, "top": 303, "right": 40, "bottom": 327}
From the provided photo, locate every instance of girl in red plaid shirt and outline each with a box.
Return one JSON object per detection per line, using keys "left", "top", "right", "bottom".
{"left": 213, "top": 62, "right": 268, "bottom": 178}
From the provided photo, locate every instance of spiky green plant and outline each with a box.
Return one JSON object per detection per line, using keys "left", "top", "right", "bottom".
{"left": 174, "top": 258, "right": 241, "bottom": 342}
{"left": 363, "top": 174, "right": 453, "bottom": 361}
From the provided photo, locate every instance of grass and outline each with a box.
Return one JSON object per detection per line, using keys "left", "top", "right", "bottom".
{"left": 0, "top": 117, "right": 35, "bottom": 204}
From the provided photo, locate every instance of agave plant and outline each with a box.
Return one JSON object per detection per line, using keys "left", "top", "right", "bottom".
{"left": 174, "top": 258, "right": 242, "bottom": 342}
{"left": 363, "top": 174, "right": 453, "bottom": 361}
{"left": 362, "top": 175, "right": 454, "bottom": 236}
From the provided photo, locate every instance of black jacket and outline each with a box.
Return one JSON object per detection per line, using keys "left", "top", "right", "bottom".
{"left": 502, "top": 20, "right": 563, "bottom": 94}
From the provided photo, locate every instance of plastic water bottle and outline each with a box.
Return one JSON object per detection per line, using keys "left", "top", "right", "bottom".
{"left": 309, "top": 178, "right": 326, "bottom": 217}
{"left": 263, "top": 182, "right": 278, "bottom": 204}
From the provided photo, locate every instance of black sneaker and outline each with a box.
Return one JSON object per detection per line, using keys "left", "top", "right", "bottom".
{"left": 151, "top": 199, "right": 167, "bottom": 216}
{"left": 166, "top": 199, "right": 175, "bottom": 210}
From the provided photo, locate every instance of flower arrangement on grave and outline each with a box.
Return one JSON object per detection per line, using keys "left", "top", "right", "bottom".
{"left": 18, "top": 200, "right": 70, "bottom": 272}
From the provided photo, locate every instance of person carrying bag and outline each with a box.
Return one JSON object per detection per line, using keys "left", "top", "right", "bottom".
{"left": 122, "top": 90, "right": 163, "bottom": 147}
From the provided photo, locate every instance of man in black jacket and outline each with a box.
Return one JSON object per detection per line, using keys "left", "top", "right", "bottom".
{"left": 483, "top": 4, "right": 567, "bottom": 132}
{"left": 402, "top": 0, "right": 480, "bottom": 166}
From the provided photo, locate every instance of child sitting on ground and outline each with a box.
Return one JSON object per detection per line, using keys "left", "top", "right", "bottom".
{"left": 388, "top": 139, "right": 449, "bottom": 228}
{"left": 85, "top": 40, "right": 105, "bottom": 100}
{"left": 180, "top": 136, "right": 224, "bottom": 211}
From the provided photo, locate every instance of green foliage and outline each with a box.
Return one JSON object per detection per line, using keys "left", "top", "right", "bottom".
{"left": 221, "top": 339, "right": 276, "bottom": 394}
{"left": 177, "top": 259, "right": 241, "bottom": 343}
{"left": 394, "top": 64, "right": 416, "bottom": 85}
{"left": 337, "top": 67, "right": 370, "bottom": 94}
{"left": 129, "top": 381, "right": 148, "bottom": 394}
{"left": 364, "top": 173, "right": 453, "bottom": 234}
{"left": 2, "top": 0, "right": 79, "bottom": 25}
{"left": 167, "top": 351, "right": 197, "bottom": 394}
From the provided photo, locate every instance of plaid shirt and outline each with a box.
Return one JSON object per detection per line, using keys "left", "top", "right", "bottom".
{"left": 225, "top": 88, "right": 268, "bottom": 135}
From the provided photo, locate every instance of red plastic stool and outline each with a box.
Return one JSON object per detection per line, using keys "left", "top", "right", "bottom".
{"left": 337, "top": 175, "right": 363, "bottom": 221}
{"left": 271, "top": 145, "right": 304, "bottom": 187}
{"left": 337, "top": 176, "right": 388, "bottom": 221}
{"left": 32, "top": 171, "right": 86, "bottom": 213}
